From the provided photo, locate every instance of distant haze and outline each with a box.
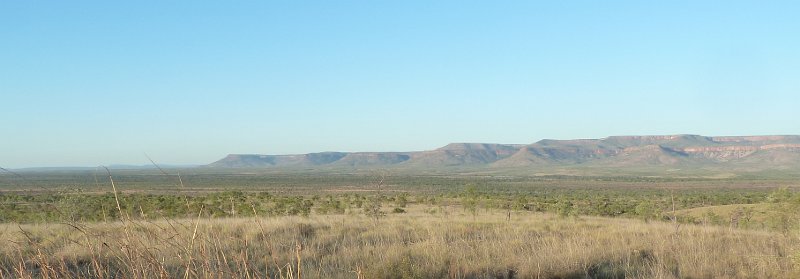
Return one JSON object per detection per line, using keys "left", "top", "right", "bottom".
{"left": 2, "top": 1, "right": 799, "bottom": 168}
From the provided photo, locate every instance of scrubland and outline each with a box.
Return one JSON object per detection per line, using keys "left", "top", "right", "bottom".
{"left": 2, "top": 172, "right": 800, "bottom": 278}
{"left": 1, "top": 206, "right": 797, "bottom": 279}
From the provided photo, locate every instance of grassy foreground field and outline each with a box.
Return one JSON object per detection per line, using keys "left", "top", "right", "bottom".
{"left": 1, "top": 206, "right": 797, "bottom": 279}
{"left": 2, "top": 171, "right": 800, "bottom": 278}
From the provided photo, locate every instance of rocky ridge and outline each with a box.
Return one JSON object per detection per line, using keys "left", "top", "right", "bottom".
{"left": 208, "top": 135, "right": 800, "bottom": 170}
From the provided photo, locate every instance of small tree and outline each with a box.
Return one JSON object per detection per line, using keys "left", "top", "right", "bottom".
{"left": 462, "top": 185, "right": 479, "bottom": 218}
{"left": 634, "top": 200, "right": 658, "bottom": 222}
{"left": 556, "top": 200, "right": 573, "bottom": 218}
{"left": 765, "top": 187, "right": 800, "bottom": 236}
{"left": 352, "top": 194, "right": 364, "bottom": 208}
{"left": 364, "top": 171, "right": 387, "bottom": 222}
{"left": 513, "top": 195, "right": 528, "bottom": 211}
{"left": 395, "top": 193, "right": 409, "bottom": 208}
{"left": 364, "top": 196, "right": 385, "bottom": 221}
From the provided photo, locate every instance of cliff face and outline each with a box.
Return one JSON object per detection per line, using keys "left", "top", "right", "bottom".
{"left": 710, "top": 136, "right": 800, "bottom": 143}
{"left": 680, "top": 146, "right": 759, "bottom": 161}
{"left": 676, "top": 144, "right": 800, "bottom": 161}
{"left": 496, "top": 135, "right": 800, "bottom": 165}
{"left": 208, "top": 135, "right": 800, "bottom": 170}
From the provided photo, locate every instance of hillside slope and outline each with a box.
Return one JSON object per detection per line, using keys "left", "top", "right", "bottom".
{"left": 208, "top": 135, "right": 800, "bottom": 175}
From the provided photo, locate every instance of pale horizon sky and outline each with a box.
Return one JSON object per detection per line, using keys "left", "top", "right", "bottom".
{"left": 2, "top": 1, "right": 799, "bottom": 168}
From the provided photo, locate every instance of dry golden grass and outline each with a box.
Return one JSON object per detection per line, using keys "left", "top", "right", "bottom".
{"left": 0, "top": 206, "right": 797, "bottom": 279}
{"left": 672, "top": 203, "right": 773, "bottom": 222}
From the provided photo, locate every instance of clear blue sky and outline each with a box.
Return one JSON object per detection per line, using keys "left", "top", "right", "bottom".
{"left": 2, "top": 1, "right": 799, "bottom": 168}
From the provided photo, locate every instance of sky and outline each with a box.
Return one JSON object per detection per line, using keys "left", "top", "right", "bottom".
{"left": 1, "top": 1, "right": 799, "bottom": 168}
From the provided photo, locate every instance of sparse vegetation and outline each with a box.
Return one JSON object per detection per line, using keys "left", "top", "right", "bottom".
{"left": 1, "top": 207, "right": 797, "bottom": 278}
{"left": 2, "top": 171, "right": 800, "bottom": 278}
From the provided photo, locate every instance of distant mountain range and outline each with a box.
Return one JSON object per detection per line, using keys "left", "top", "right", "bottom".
{"left": 208, "top": 135, "right": 800, "bottom": 175}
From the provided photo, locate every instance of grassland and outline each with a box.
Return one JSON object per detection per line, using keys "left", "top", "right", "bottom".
{"left": 3, "top": 207, "right": 796, "bottom": 279}
{"left": 1, "top": 170, "right": 800, "bottom": 278}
